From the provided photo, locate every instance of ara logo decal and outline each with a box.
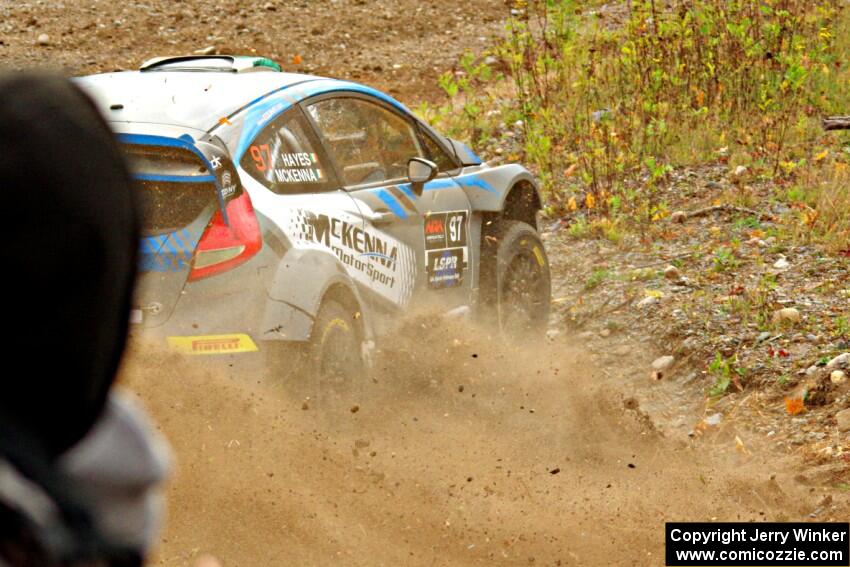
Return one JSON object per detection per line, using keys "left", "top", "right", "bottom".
{"left": 425, "top": 217, "right": 444, "bottom": 234}
{"left": 423, "top": 210, "right": 468, "bottom": 252}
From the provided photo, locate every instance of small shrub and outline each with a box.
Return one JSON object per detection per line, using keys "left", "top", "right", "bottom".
{"left": 584, "top": 268, "right": 611, "bottom": 290}
{"left": 708, "top": 352, "right": 744, "bottom": 397}
{"left": 712, "top": 247, "right": 739, "bottom": 272}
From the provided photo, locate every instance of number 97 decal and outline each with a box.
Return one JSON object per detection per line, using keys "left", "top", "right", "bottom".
{"left": 249, "top": 144, "right": 272, "bottom": 172}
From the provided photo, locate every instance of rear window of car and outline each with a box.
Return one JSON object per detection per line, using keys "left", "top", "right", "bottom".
{"left": 239, "top": 109, "right": 335, "bottom": 194}
{"left": 122, "top": 144, "right": 219, "bottom": 235}
{"left": 138, "top": 180, "right": 217, "bottom": 235}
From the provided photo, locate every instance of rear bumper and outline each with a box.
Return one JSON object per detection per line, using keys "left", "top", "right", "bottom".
{"left": 130, "top": 249, "right": 312, "bottom": 355}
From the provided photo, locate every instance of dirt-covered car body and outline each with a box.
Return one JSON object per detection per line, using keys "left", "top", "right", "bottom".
{"left": 77, "top": 55, "right": 543, "bottom": 357}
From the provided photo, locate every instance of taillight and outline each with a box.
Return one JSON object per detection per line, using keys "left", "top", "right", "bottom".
{"left": 188, "top": 191, "right": 261, "bottom": 281}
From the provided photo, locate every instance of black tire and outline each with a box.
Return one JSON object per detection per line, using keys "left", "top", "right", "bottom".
{"left": 306, "top": 299, "right": 364, "bottom": 406}
{"left": 480, "top": 219, "right": 551, "bottom": 335}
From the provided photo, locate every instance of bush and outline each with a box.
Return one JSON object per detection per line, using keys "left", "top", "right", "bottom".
{"left": 429, "top": 0, "right": 850, "bottom": 243}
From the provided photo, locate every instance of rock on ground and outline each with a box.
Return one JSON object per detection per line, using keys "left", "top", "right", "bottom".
{"left": 826, "top": 353, "right": 850, "bottom": 370}
{"left": 837, "top": 408, "right": 850, "bottom": 432}
{"left": 773, "top": 307, "right": 801, "bottom": 325}
{"left": 652, "top": 355, "right": 675, "bottom": 371}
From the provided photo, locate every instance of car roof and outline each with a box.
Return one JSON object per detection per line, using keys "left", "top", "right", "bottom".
{"left": 77, "top": 70, "right": 324, "bottom": 132}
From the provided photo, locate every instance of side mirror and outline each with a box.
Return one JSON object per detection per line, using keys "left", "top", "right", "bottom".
{"left": 407, "top": 157, "right": 438, "bottom": 194}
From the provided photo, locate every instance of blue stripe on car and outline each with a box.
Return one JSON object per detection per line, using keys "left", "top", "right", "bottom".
{"left": 133, "top": 173, "right": 217, "bottom": 183}
{"left": 375, "top": 189, "right": 408, "bottom": 219}
{"left": 170, "top": 230, "right": 189, "bottom": 254}
{"left": 162, "top": 234, "right": 180, "bottom": 258}
{"left": 455, "top": 174, "right": 497, "bottom": 193}
{"left": 396, "top": 179, "right": 457, "bottom": 195}
{"left": 234, "top": 98, "right": 295, "bottom": 162}
{"left": 295, "top": 81, "right": 410, "bottom": 113}
{"left": 424, "top": 179, "right": 457, "bottom": 191}
{"left": 396, "top": 184, "right": 417, "bottom": 201}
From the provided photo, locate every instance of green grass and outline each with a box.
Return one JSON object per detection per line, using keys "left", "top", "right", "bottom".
{"left": 426, "top": 0, "right": 850, "bottom": 250}
{"left": 712, "top": 247, "right": 739, "bottom": 272}
{"left": 834, "top": 316, "right": 850, "bottom": 338}
{"left": 707, "top": 352, "right": 745, "bottom": 397}
{"left": 584, "top": 268, "right": 611, "bottom": 290}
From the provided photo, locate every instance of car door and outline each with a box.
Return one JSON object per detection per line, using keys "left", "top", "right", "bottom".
{"left": 235, "top": 106, "right": 378, "bottom": 315}
{"left": 303, "top": 94, "right": 473, "bottom": 318}
{"left": 237, "top": 103, "right": 422, "bottom": 319}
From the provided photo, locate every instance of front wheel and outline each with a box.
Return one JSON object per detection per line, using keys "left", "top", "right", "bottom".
{"left": 479, "top": 219, "right": 551, "bottom": 336}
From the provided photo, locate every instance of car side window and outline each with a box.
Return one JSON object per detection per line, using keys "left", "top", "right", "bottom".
{"left": 418, "top": 127, "right": 459, "bottom": 173}
{"left": 240, "top": 108, "right": 334, "bottom": 194}
{"left": 306, "top": 97, "right": 424, "bottom": 187}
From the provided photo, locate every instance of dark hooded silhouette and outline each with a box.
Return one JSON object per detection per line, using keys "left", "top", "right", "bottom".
{"left": 0, "top": 72, "right": 166, "bottom": 567}
{"left": 0, "top": 71, "right": 139, "bottom": 456}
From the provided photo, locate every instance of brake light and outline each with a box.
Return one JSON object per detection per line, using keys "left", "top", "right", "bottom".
{"left": 188, "top": 192, "right": 261, "bottom": 281}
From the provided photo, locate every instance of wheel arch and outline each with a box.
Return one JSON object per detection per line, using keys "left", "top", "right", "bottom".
{"left": 460, "top": 164, "right": 543, "bottom": 230}
{"left": 260, "top": 248, "right": 372, "bottom": 343}
{"left": 500, "top": 179, "right": 541, "bottom": 229}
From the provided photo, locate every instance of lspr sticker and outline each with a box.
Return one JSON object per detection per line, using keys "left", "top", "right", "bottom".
{"left": 427, "top": 248, "right": 464, "bottom": 288}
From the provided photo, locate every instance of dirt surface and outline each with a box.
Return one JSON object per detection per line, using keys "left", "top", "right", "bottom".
{"left": 0, "top": 0, "right": 505, "bottom": 102}
{"left": 540, "top": 165, "right": 850, "bottom": 491}
{"left": 122, "top": 325, "right": 841, "bottom": 567}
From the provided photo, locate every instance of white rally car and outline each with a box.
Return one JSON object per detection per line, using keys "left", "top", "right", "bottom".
{"left": 78, "top": 55, "right": 551, "bottom": 387}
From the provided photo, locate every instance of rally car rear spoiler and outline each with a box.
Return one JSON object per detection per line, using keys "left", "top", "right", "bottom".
{"left": 118, "top": 133, "right": 237, "bottom": 225}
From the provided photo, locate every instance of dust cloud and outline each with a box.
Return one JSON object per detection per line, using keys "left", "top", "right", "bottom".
{"left": 120, "top": 320, "right": 813, "bottom": 566}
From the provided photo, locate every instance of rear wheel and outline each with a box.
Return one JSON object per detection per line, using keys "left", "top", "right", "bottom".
{"left": 306, "top": 299, "right": 364, "bottom": 407}
{"left": 480, "top": 220, "right": 551, "bottom": 335}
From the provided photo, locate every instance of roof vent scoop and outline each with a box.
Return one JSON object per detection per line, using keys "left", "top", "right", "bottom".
{"left": 139, "top": 55, "right": 281, "bottom": 73}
